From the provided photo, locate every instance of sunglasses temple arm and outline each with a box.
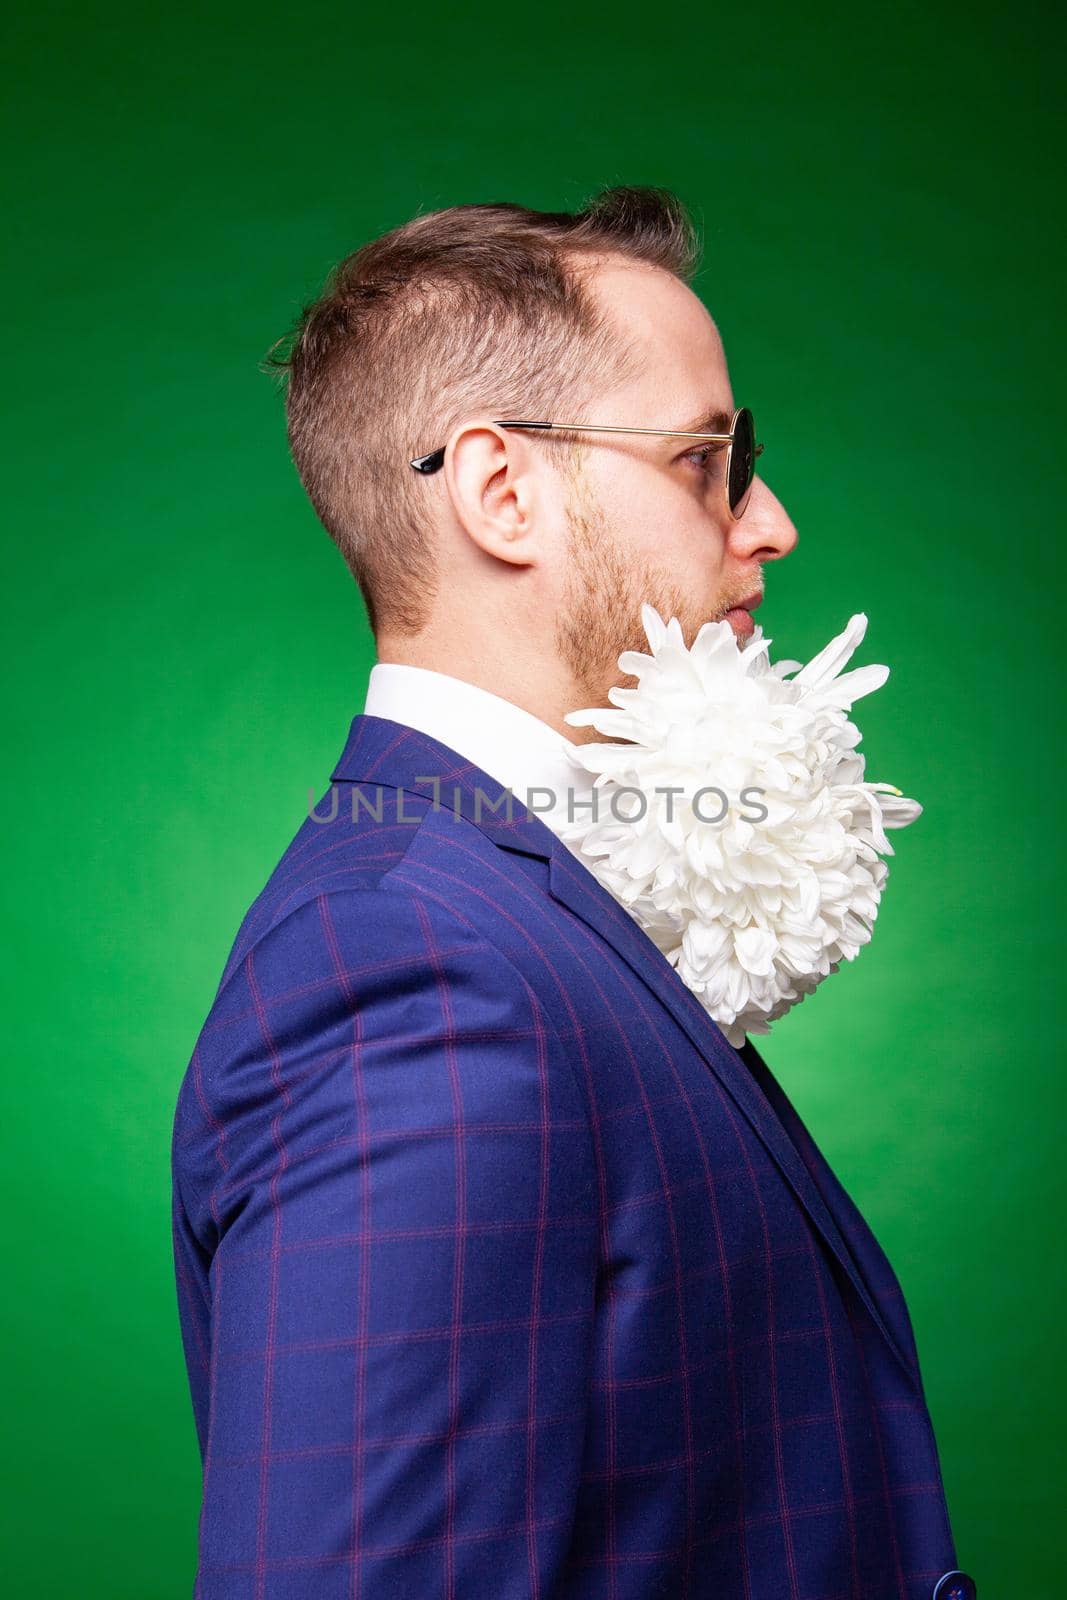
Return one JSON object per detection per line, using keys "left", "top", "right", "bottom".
{"left": 494, "top": 420, "right": 739, "bottom": 442}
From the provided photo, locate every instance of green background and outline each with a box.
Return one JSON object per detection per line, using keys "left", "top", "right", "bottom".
{"left": 3, "top": 0, "right": 1062, "bottom": 1591}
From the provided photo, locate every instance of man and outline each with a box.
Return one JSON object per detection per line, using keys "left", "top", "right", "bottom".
{"left": 171, "top": 186, "right": 975, "bottom": 1599}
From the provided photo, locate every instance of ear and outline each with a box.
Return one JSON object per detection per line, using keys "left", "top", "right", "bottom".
{"left": 441, "top": 420, "right": 542, "bottom": 569}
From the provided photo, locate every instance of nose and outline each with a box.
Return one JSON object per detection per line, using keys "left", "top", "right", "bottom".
{"left": 729, "top": 475, "right": 798, "bottom": 563}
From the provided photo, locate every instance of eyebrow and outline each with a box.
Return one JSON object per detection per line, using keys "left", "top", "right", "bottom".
{"left": 668, "top": 404, "right": 734, "bottom": 438}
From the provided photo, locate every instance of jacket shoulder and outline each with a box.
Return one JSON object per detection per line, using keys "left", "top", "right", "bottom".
{"left": 171, "top": 876, "right": 591, "bottom": 1231}
{"left": 215, "top": 780, "right": 436, "bottom": 998}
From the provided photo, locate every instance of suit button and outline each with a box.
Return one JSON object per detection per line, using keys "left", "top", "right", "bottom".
{"left": 932, "top": 1572, "right": 976, "bottom": 1600}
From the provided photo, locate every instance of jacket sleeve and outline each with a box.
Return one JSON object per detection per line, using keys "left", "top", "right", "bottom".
{"left": 171, "top": 884, "right": 600, "bottom": 1599}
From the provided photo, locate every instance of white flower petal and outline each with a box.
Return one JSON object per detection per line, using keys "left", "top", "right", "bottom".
{"left": 792, "top": 614, "right": 868, "bottom": 688}
{"left": 557, "top": 603, "right": 919, "bottom": 1045}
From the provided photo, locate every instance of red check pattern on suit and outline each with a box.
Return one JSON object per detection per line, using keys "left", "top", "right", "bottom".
{"left": 171, "top": 712, "right": 968, "bottom": 1599}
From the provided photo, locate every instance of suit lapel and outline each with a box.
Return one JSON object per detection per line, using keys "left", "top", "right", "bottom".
{"left": 545, "top": 845, "right": 918, "bottom": 1387}
{"left": 330, "top": 713, "right": 919, "bottom": 1388}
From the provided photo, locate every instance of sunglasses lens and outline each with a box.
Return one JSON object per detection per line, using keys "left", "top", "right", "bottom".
{"left": 729, "top": 407, "right": 756, "bottom": 516}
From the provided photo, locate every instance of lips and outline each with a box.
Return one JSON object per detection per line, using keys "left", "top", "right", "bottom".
{"left": 722, "top": 591, "right": 762, "bottom": 641}
{"left": 725, "top": 608, "right": 756, "bottom": 639}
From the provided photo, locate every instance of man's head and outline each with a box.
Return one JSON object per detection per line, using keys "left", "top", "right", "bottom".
{"left": 268, "top": 186, "right": 797, "bottom": 724}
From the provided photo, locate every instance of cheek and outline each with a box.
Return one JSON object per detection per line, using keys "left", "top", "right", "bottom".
{"left": 599, "top": 465, "right": 727, "bottom": 573}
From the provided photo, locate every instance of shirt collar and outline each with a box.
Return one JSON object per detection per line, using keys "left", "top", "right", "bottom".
{"left": 362, "top": 662, "right": 595, "bottom": 820}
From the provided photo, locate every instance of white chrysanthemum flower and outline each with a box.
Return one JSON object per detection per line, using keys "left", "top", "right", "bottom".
{"left": 550, "top": 606, "right": 921, "bottom": 1048}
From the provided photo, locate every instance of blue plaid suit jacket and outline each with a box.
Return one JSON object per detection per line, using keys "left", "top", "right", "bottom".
{"left": 171, "top": 712, "right": 969, "bottom": 1600}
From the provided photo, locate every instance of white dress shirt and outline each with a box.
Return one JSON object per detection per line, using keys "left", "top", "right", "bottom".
{"left": 362, "top": 662, "right": 598, "bottom": 829}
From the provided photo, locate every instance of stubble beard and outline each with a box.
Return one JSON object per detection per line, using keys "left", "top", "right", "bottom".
{"left": 554, "top": 495, "right": 727, "bottom": 744}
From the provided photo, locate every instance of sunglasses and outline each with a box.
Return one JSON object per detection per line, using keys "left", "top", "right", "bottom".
{"left": 409, "top": 406, "right": 764, "bottom": 520}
